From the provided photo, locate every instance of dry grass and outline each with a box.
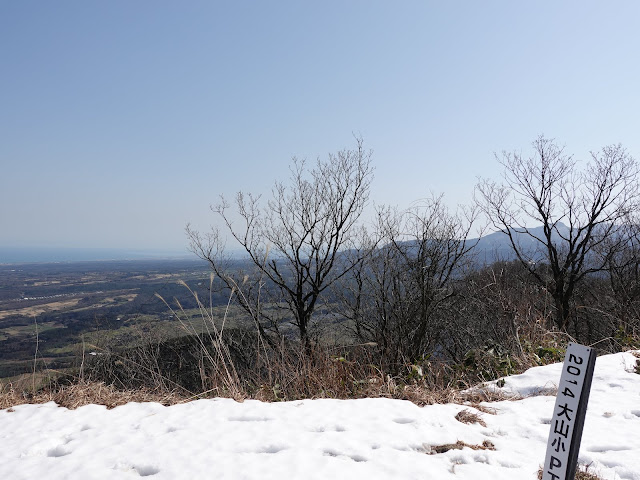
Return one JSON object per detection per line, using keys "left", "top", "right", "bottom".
{"left": 0, "top": 305, "right": 576, "bottom": 411}
{"left": 464, "top": 402, "right": 497, "bottom": 415}
{"left": 458, "top": 386, "right": 523, "bottom": 403}
{"left": 428, "top": 439, "right": 495, "bottom": 454}
{"left": 0, "top": 344, "right": 506, "bottom": 410}
{"left": 1, "top": 380, "right": 185, "bottom": 410}
{"left": 537, "top": 463, "right": 604, "bottom": 480}
{"left": 455, "top": 408, "right": 487, "bottom": 427}
{"left": 632, "top": 351, "right": 640, "bottom": 374}
{"left": 0, "top": 320, "right": 556, "bottom": 410}
{"left": 459, "top": 382, "right": 557, "bottom": 404}
{"left": 0, "top": 339, "right": 631, "bottom": 413}
{"left": 0, "top": 349, "right": 517, "bottom": 410}
{"left": 6, "top": 276, "right": 624, "bottom": 412}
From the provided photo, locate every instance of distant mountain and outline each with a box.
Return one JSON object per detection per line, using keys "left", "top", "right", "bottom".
{"left": 470, "top": 223, "right": 571, "bottom": 265}
{"left": 373, "top": 223, "right": 573, "bottom": 268}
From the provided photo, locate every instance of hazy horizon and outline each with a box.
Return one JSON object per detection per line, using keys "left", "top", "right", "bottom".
{"left": 0, "top": 246, "right": 196, "bottom": 264}
{"left": 3, "top": 2, "right": 639, "bottom": 252}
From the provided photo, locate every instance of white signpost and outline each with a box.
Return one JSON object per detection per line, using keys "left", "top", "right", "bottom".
{"left": 542, "top": 342, "right": 596, "bottom": 480}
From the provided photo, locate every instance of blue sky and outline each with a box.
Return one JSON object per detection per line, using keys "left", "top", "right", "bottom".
{"left": 2, "top": 1, "right": 639, "bottom": 254}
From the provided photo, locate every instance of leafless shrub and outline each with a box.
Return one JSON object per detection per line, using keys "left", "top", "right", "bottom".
{"left": 339, "top": 194, "right": 478, "bottom": 371}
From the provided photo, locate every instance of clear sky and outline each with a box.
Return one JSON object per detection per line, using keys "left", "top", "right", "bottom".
{"left": 2, "top": 1, "right": 639, "bottom": 254}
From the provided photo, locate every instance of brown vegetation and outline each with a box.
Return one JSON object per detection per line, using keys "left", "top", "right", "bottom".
{"left": 0, "top": 379, "right": 184, "bottom": 410}
{"left": 0, "top": 298, "right": 81, "bottom": 320}
{"left": 428, "top": 439, "right": 495, "bottom": 454}
{"left": 455, "top": 408, "right": 487, "bottom": 427}
{"left": 537, "top": 463, "right": 604, "bottom": 480}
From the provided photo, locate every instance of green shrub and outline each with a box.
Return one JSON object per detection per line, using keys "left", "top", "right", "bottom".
{"left": 536, "top": 345, "right": 564, "bottom": 363}
{"left": 615, "top": 326, "right": 639, "bottom": 350}
{"left": 459, "top": 345, "right": 516, "bottom": 382}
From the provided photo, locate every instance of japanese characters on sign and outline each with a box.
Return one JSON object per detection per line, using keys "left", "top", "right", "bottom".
{"left": 542, "top": 342, "right": 596, "bottom": 480}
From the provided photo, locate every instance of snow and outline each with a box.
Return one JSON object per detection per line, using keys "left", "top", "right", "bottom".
{"left": 1, "top": 351, "right": 639, "bottom": 480}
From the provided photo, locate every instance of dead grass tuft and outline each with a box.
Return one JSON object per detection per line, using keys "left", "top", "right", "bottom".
{"left": 1, "top": 380, "right": 186, "bottom": 410}
{"left": 459, "top": 386, "right": 523, "bottom": 403}
{"left": 459, "top": 383, "right": 556, "bottom": 404}
{"left": 464, "top": 402, "right": 497, "bottom": 415}
{"left": 537, "top": 462, "right": 604, "bottom": 480}
{"left": 1, "top": 340, "right": 556, "bottom": 410}
{"left": 632, "top": 351, "right": 640, "bottom": 374}
{"left": 455, "top": 408, "right": 487, "bottom": 427}
{"left": 428, "top": 439, "right": 495, "bottom": 454}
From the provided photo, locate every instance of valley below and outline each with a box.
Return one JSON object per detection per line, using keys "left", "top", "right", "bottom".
{"left": 0, "top": 259, "right": 231, "bottom": 379}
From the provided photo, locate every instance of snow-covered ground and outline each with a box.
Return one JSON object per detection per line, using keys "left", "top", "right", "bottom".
{"left": 1, "top": 351, "right": 639, "bottom": 480}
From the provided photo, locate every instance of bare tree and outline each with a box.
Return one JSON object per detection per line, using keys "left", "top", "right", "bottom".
{"left": 341, "top": 195, "right": 478, "bottom": 367}
{"left": 601, "top": 218, "right": 640, "bottom": 337}
{"left": 476, "top": 135, "right": 639, "bottom": 331}
{"left": 187, "top": 140, "right": 374, "bottom": 350}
